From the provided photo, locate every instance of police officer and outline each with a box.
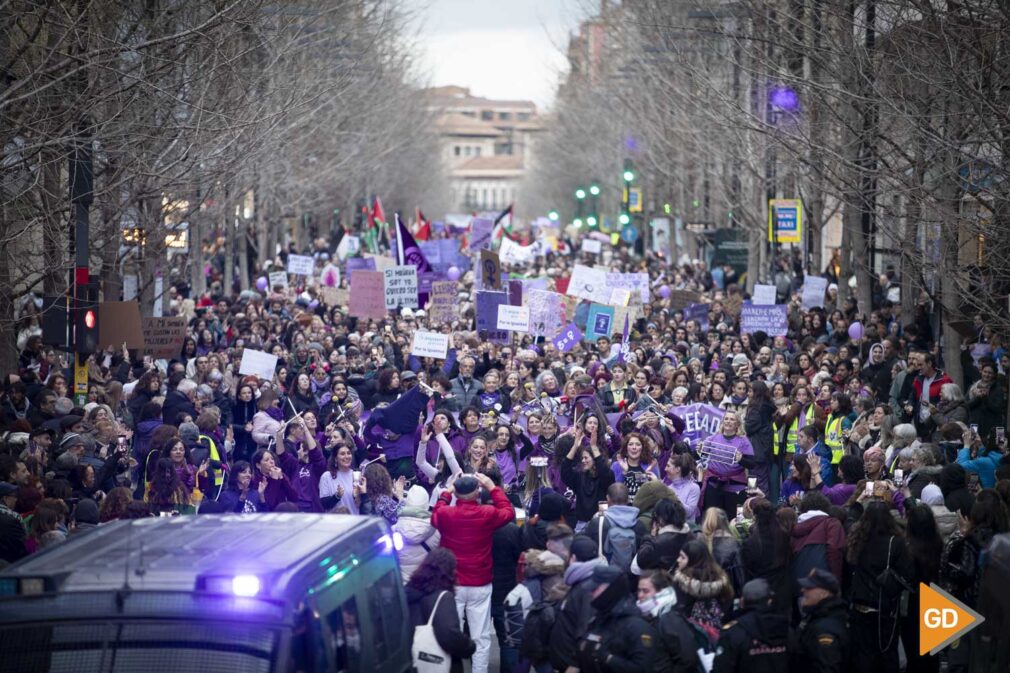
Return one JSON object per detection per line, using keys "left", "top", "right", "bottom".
{"left": 577, "top": 565, "right": 656, "bottom": 673}
{"left": 712, "top": 578, "right": 794, "bottom": 673}
{"left": 793, "top": 569, "right": 849, "bottom": 673}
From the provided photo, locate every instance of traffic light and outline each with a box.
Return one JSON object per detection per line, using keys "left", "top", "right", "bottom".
{"left": 575, "top": 188, "right": 586, "bottom": 200}
{"left": 586, "top": 215, "right": 598, "bottom": 227}
{"left": 589, "top": 184, "right": 600, "bottom": 196}
{"left": 75, "top": 282, "right": 100, "bottom": 355}
{"left": 573, "top": 217, "right": 583, "bottom": 228}
{"left": 548, "top": 210, "right": 559, "bottom": 221}
{"left": 623, "top": 169, "right": 635, "bottom": 183}
{"left": 619, "top": 213, "right": 631, "bottom": 225}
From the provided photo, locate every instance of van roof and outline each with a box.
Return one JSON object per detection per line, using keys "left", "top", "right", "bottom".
{"left": 1, "top": 513, "right": 386, "bottom": 598}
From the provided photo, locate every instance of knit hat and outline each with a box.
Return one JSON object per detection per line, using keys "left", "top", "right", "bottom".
{"left": 538, "top": 492, "right": 568, "bottom": 522}
{"left": 404, "top": 485, "right": 430, "bottom": 508}
{"left": 570, "top": 535, "right": 598, "bottom": 562}
{"left": 921, "top": 483, "right": 945, "bottom": 506}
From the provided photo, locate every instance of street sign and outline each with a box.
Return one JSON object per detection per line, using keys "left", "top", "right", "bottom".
{"left": 768, "top": 198, "right": 802, "bottom": 243}
{"left": 623, "top": 188, "right": 643, "bottom": 213}
{"left": 621, "top": 224, "right": 638, "bottom": 244}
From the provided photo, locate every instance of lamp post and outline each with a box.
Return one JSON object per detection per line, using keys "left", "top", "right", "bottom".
{"left": 574, "top": 187, "right": 586, "bottom": 227}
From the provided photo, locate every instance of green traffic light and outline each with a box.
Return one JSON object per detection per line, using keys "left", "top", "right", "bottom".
{"left": 573, "top": 217, "right": 583, "bottom": 228}
{"left": 587, "top": 216, "right": 598, "bottom": 227}
{"left": 548, "top": 210, "right": 559, "bottom": 221}
{"left": 618, "top": 213, "right": 630, "bottom": 225}
{"left": 623, "top": 170, "right": 635, "bottom": 182}
{"left": 575, "top": 188, "right": 586, "bottom": 200}
{"left": 589, "top": 184, "right": 600, "bottom": 196}
{"left": 663, "top": 203, "right": 672, "bottom": 214}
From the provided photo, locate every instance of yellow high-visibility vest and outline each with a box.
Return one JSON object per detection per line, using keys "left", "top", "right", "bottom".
{"left": 776, "top": 405, "right": 815, "bottom": 456}
{"left": 824, "top": 415, "right": 846, "bottom": 464}
{"left": 199, "top": 434, "right": 225, "bottom": 487}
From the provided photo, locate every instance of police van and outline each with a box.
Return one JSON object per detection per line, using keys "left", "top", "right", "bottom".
{"left": 0, "top": 513, "right": 413, "bottom": 673}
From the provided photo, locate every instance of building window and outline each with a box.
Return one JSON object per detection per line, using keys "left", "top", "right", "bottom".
{"left": 464, "top": 146, "right": 471, "bottom": 156}
{"left": 518, "top": 112, "right": 531, "bottom": 121}
{"left": 482, "top": 189, "right": 488, "bottom": 207}
{"left": 475, "top": 147, "right": 481, "bottom": 157}
{"left": 498, "top": 112, "right": 511, "bottom": 121}
{"left": 453, "top": 146, "right": 460, "bottom": 156}
{"left": 481, "top": 110, "right": 493, "bottom": 120}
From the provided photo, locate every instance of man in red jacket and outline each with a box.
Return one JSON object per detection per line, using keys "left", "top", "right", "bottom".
{"left": 432, "top": 472, "right": 514, "bottom": 673}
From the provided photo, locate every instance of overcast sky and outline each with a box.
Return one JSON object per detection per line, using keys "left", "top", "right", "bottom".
{"left": 405, "top": 0, "right": 592, "bottom": 109}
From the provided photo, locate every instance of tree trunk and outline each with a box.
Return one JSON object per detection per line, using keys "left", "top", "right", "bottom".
{"left": 223, "top": 193, "right": 234, "bottom": 295}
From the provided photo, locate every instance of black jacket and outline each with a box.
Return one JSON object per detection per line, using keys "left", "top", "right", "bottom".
{"left": 795, "top": 596, "right": 849, "bottom": 673}
{"left": 161, "top": 389, "right": 196, "bottom": 426}
{"left": 406, "top": 587, "right": 475, "bottom": 673}
{"left": 650, "top": 606, "right": 701, "bottom": 673}
{"left": 741, "top": 526, "right": 793, "bottom": 615}
{"left": 551, "top": 565, "right": 598, "bottom": 671}
{"left": 712, "top": 606, "right": 794, "bottom": 673}
{"left": 745, "top": 400, "right": 776, "bottom": 463}
{"left": 577, "top": 595, "right": 657, "bottom": 673}
{"left": 636, "top": 528, "right": 693, "bottom": 572}
{"left": 560, "top": 446, "right": 616, "bottom": 523}
{"left": 598, "top": 385, "right": 638, "bottom": 414}
{"left": 491, "top": 522, "right": 523, "bottom": 606}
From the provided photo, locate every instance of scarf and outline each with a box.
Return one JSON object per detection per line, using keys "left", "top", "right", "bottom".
{"left": 265, "top": 406, "right": 284, "bottom": 422}
{"left": 564, "top": 557, "right": 606, "bottom": 586}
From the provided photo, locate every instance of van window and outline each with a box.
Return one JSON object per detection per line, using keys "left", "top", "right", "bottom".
{"left": 368, "top": 570, "right": 404, "bottom": 662}
{"left": 326, "top": 597, "right": 361, "bottom": 672}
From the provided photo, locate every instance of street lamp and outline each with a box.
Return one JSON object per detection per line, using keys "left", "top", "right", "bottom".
{"left": 586, "top": 215, "right": 598, "bottom": 227}
{"left": 548, "top": 210, "right": 559, "bottom": 221}
{"left": 575, "top": 188, "right": 587, "bottom": 200}
{"left": 622, "top": 169, "right": 635, "bottom": 183}
{"left": 573, "top": 217, "right": 583, "bottom": 228}
{"left": 589, "top": 184, "right": 600, "bottom": 196}
{"left": 618, "top": 213, "right": 630, "bottom": 226}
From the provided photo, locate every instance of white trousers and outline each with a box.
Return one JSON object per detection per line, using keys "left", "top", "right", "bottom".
{"left": 454, "top": 583, "right": 493, "bottom": 673}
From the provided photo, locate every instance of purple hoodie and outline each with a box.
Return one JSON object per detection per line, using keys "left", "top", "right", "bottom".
{"left": 701, "top": 433, "right": 753, "bottom": 493}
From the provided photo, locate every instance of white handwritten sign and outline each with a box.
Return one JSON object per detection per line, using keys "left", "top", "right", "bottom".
{"left": 581, "top": 239, "right": 602, "bottom": 254}
{"left": 384, "top": 266, "right": 418, "bottom": 310}
{"left": 801, "top": 276, "right": 828, "bottom": 310}
{"left": 287, "top": 254, "right": 314, "bottom": 276}
{"left": 497, "top": 304, "right": 530, "bottom": 332}
{"left": 239, "top": 348, "right": 279, "bottom": 381}
{"left": 752, "top": 284, "right": 776, "bottom": 305}
{"left": 567, "top": 264, "right": 610, "bottom": 304}
{"left": 268, "top": 271, "right": 288, "bottom": 289}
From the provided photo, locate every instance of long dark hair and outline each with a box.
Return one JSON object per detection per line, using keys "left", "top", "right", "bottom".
{"left": 406, "top": 547, "right": 457, "bottom": 594}
{"left": 748, "top": 498, "right": 791, "bottom": 567}
{"left": 680, "top": 538, "right": 734, "bottom": 601}
{"left": 847, "top": 500, "right": 903, "bottom": 563}
{"left": 149, "top": 457, "right": 188, "bottom": 507}
{"left": 228, "top": 461, "right": 253, "bottom": 491}
{"left": 905, "top": 503, "right": 943, "bottom": 583}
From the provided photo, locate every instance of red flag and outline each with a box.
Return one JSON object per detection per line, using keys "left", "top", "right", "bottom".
{"left": 415, "top": 207, "right": 431, "bottom": 241}
{"left": 372, "top": 196, "right": 386, "bottom": 226}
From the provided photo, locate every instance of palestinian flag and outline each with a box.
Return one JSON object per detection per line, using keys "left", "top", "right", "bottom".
{"left": 373, "top": 196, "right": 389, "bottom": 248}
{"left": 362, "top": 205, "right": 378, "bottom": 253}
{"left": 415, "top": 207, "right": 431, "bottom": 241}
{"left": 492, "top": 203, "right": 515, "bottom": 243}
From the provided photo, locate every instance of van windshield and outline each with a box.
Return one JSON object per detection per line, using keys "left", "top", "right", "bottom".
{"left": 0, "top": 621, "right": 277, "bottom": 673}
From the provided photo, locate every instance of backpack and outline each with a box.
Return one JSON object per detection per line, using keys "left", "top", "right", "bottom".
{"left": 792, "top": 542, "right": 830, "bottom": 583}
{"left": 502, "top": 579, "right": 539, "bottom": 648}
{"left": 598, "top": 515, "right": 637, "bottom": 572}
{"left": 519, "top": 600, "right": 557, "bottom": 664}
{"left": 412, "top": 591, "right": 452, "bottom": 673}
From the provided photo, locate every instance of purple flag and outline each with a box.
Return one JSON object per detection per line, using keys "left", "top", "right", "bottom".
{"left": 552, "top": 323, "right": 582, "bottom": 353}
{"left": 617, "top": 313, "right": 630, "bottom": 363}
{"left": 396, "top": 213, "right": 432, "bottom": 305}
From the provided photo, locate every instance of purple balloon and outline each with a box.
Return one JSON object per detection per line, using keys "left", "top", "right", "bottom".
{"left": 848, "top": 321, "right": 864, "bottom": 341}
{"left": 447, "top": 266, "right": 461, "bottom": 281}
{"left": 658, "top": 284, "right": 671, "bottom": 299}
{"left": 256, "top": 276, "right": 268, "bottom": 292}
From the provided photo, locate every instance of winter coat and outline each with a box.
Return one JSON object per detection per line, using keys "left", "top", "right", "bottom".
{"left": 848, "top": 533, "right": 915, "bottom": 611}
{"left": 230, "top": 397, "right": 258, "bottom": 457}
{"left": 560, "top": 449, "right": 616, "bottom": 523}
{"left": 956, "top": 447, "right": 1002, "bottom": 489}
{"left": 712, "top": 606, "right": 794, "bottom": 673}
{"left": 431, "top": 486, "right": 514, "bottom": 586}
{"left": 929, "top": 504, "right": 959, "bottom": 540}
{"left": 745, "top": 399, "right": 776, "bottom": 464}
{"left": 284, "top": 390, "right": 318, "bottom": 419}
{"left": 711, "top": 535, "right": 746, "bottom": 595}
{"left": 793, "top": 596, "right": 849, "bottom": 673}
{"left": 584, "top": 505, "right": 649, "bottom": 554}
{"left": 551, "top": 558, "right": 606, "bottom": 671}
{"left": 446, "top": 376, "right": 483, "bottom": 412}
{"left": 251, "top": 410, "right": 282, "bottom": 449}
{"left": 395, "top": 507, "right": 440, "bottom": 582}
{"left": 577, "top": 595, "right": 657, "bottom": 673}
{"left": 218, "top": 488, "right": 264, "bottom": 513}
{"left": 647, "top": 597, "right": 701, "bottom": 673}
{"left": 790, "top": 512, "right": 846, "bottom": 583}
{"left": 742, "top": 524, "right": 793, "bottom": 615}
{"left": 162, "top": 389, "right": 196, "bottom": 426}
{"left": 406, "top": 587, "right": 475, "bottom": 673}
{"left": 967, "top": 381, "right": 1005, "bottom": 440}
{"left": 939, "top": 463, "right": 975, "bottom": 517}
{"left": 491, "top": 522, "right": 523, "bottom": 606}
{"left": 636, "top": 526, "right": 694, "bottom": 572}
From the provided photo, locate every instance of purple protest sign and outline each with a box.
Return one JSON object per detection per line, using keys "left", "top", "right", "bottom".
{"left": 476, "top": 291, "right": 510, "bottom": 344}
{"left": 345, "top": 257, "right": 376, "bottom": 280}
{"left": 668, "top": 403, "right": 725, "bottom": 449}
{"left": 684, "top": 302, "right": 710, "bottom": 331}
{"left": 740, "top": 304, "right": 789, "bottom": 337}
{"left": 508, "top": 280, "right": 523, "bottom": 307}
{"left": 552, "top": 323, "right": 583, "bottom": 353}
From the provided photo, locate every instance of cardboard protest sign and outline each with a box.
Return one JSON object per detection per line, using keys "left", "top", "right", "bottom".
{"left": 268, "top": 271, "right": 288, "bottom": 289}
{"left": 364, "top": 253, "right": 396, "bottom": 271}
{"left": 383, "top": 266, "right": 418, "bottom": 310}
{"left": 609, "top": 288, "right": 632, "bottom": 307}
{"left": 526, "top": 290, "right": 567, "bottom": 338}
{"left": 319, "top": 286, "right": 348, "bottom": 308}
{"left": 586, "top": 304, "right": 616, "bottom": 341}
{"left": 469, "top": 217, "right": 494, "bottom": 251}
{"left": 239, "top": 348, "right": 278, "bottom": 381}
{"left": 740, "top": 304, "right": 789, "bottom": 336}
{"left": 497, "top": 305, "right": 530, "bottom": 332}
{"left": 98, "top": 301, "right": 145, "bottom": 349}
{"left": 801, "top": 276, "right": 828, "bottom": 310}
{"left": 478, "top": 250, "right": 502, "bottom": 290}
{"left": 581, "top": 238, "right": 602, "bottom": 254}
{"left": 475, "top": 291, "right": 509, "bottom": 343}
{"left": 552, "top": 323, "right": 583, "bottom": 353}
{"left": 752, "top": 284, "right": 776, "bottom": 305}
{"left": 411, "top": 331, "right": 449, "bottom": 359}
{"left": 348, "top": 270, "right": 387, "bottom": 320}
{"left": 287, "top": 254, "right": 314, "bottom": 276}
{"left": 141, "top": 316, "right": 187, "bottom": 359}
{"left": 428, "top": 281, "right": 458, "bottom": 324}
{"left": 567, "top": 264, "right": 610, "bottom": 304}
{"left": 667, "top": 289, "right": 701, "bottom": 311}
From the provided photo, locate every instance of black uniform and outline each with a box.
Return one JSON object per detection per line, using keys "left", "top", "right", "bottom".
{"left": 577, "top": 595, "right": 657, "bottom": 673}
{"left": 649, "top": 606, "right": 701, "bottom": 673}
{"left": 712, "top": 606, "right": 794, "bottom": 673}
{"left": 794, "top": 596, "right": 849, "bottom": 673}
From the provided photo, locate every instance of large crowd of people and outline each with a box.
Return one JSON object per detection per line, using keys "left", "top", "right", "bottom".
{"left": 2, "top": 227, "right": 1010, "bottom": 673}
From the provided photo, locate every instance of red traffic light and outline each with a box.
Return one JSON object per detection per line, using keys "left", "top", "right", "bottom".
{"left": 84, "top": 310, "right": 96, "bottom": 329}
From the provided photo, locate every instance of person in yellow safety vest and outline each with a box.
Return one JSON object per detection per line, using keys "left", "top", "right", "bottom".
{"left": 823, "top": 393, "right": 855, "bottom": 465}
{"left": 197, "top": 432, "right": 226, "bottom": 489}
{"left": 771, "top": 385, "right": 824, "bottom": 503}
{"left": 194, "top": 411, "right": 232, "bottom": 493}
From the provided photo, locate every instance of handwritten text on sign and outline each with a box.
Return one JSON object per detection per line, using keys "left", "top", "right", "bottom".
{"left": 552, "top": 323, "right": 583, "bottom": 353}
{"left": 287, "top": 254, "right": 315, "bottom": 276}
{"left": 384, "top": 266, "right": 418, "bottom": 310}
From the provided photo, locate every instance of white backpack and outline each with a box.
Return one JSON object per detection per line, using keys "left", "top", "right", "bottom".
{"left": 412, "top": 590, "right": 452, "bottom": 673}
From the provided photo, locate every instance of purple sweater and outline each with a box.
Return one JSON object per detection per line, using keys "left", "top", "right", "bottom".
{"left": 702, "top": 433, "right": 753, "bottom": 492}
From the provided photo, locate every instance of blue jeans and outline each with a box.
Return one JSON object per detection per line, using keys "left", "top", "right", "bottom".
{"left": 490, "top": 601, "right": 519, "bottom": 673}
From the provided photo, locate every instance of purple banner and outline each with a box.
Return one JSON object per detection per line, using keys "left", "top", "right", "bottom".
{"left": 476, "top": 291, "right": 510, "bottom": 343}
{"left": 552, "top": 323, "right": 583, "bottom": 353}
{"left": 669, "top": 403, "right": 725, "bottom": 450}
{"left": 345, "top": 257, "right": 376, "bottom": 279}
{"left": 740, "top": 303, "right": 789, "bottom": 337}
{"left": 684, "top": 302, "right": 710, "bottom": 332}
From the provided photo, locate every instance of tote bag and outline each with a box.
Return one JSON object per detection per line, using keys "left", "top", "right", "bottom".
{"left": 412, "top": 590, "right": 452, "bottom": 673}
